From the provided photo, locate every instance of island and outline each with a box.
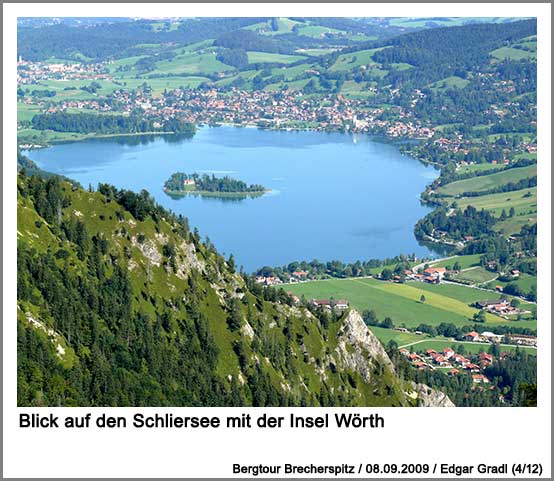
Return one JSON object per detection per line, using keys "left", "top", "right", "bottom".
{"left": 163, "top": 172, "right": 270, "bottom": 198}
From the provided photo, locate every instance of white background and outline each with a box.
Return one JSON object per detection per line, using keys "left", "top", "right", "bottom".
{"left": 3, "top": 3, "right": 551, "bottom": 478}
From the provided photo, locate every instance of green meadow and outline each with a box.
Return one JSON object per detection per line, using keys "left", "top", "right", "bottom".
{"left": 437, "top": 164, "right": 537, "bottom": 196}
{"left": 247, "top": 51, "right": 306, "bottom": 64}
{"left": 286, "top": 277, "right": 536, "bottom": 330}
{"left": 456, "top": 187, "right": 537, "bottom": 217}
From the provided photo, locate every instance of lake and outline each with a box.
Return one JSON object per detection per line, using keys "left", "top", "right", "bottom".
{"left": 24, "top": 126, "right": 440, "bottom": 272}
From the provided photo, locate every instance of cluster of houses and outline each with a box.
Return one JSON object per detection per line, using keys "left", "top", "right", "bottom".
{"left": 17, "top": 57, "right": 439, "bottom": 139}
{"left": 405, "top": 266, "right": 448, "bottom": 284}
{"left": 400, "top": 346, "right": 493, "bottom": 384}
{"left": 462, "top": 330, "right": 536, "bottom": 347}
{"left": 17, "top": 58, "right": 111, "bottom": 85}
{"left": 475, "top": 298, "right": 521, "bottom": 316}
{"left": 310, "top": 299, "right": 349, "bottom": 311}
{"left": 255, "top": 275, "right": 283, "bottom": 287}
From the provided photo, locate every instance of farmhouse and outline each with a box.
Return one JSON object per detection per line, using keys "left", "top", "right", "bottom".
{"left": 311, "top": 299, "right": 333, "bottom": 310}
{"left": 333, "top": 299, "right": 350, "bottom": 310}
{"left": 310, "top": 299, "right": 349, "bottom": 311}
{"left": 463, "top": 331, "right": 480, "bottom": 342}
{"left": 423, "top": 267, "right": 446, "bottom": 283}
{"left": 477, "top": 299, "right": 509, "bottom": 310}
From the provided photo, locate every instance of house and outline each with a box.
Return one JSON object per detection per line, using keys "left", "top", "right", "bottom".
{"left": 183, "top": 178, "right": 196, "bottom": 186}
{"left": 479, "top": 352, "right": 494, "bottom": 362}
{"left": 393, "top": 327, "right": 409, "bottom": 333}
{"left": 495, "top": 285, "right": 504, "bottom": 292}
{"left": 480, "top": 352, "right": 494, "bottom": 365}
{"left": 477, "top": 299, "right": 509, "bottom": 310}
{"left": 423, "top": 267, "right": 447, "bottom": 282}
{"left": 311, "top": 299, "right": 332, "bottom": 310}
{"left": 310, "top": 299, "right": 349, "bottom": 311}
{"left": 433, "top": 355, "right": 450, "bottom": 366}
{"left": 463, "top": 331, "right": 480, "bottom": 342}
{"left": 510, "top": 269, "right": 520, "bottom": 277}
{"left": 480, "top": 331, "right": 503, "bottom": 343}
{"left": 472, "top": 374, "right": 490, "bottom": 383}
{"left": 453, "top": 355, "right": 470, "bottom": 367}
{"left": 413, "top": 361, "right": 429, "bottom": 370}
{"left": 448, "top": 368, "right": 459, "bottom": 376}
{"left": 333, "top": 299, "right": 349, "bottom": 310}
{"left": 465, "top": 363, "right": 481, "bottom": 372}
{"left": 443, "top": 347, "right": 455, "bottom": 359}
{"left": 292, "top": 270, "right": 308, "bottom": 279}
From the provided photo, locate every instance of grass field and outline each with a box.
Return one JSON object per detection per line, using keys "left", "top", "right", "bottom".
{"left": 456, "top": 163, "right": 504, "bottom": 175}
{"left": 484, "top": 273, "right": 537, "bottom": 294}
{"left": 429, "top": 76, "right": 469, "bottom": 90}
{"left": 495, "top": 214, "right": 537, "bottom": 235}
{"left": 456, "top": 187, "right": 537, "bottom": 217}
{"left": 17, "top": 103, "right": 43, "bottom": 122}
{"left": 413, "top": 282, "right": 503, "bottom": 304}
{"left": 149, "top": 51, "right": 231, "bottom": 76}
{"left": 328, "top": 48, "right": 386, "bottom": 72}
{"left": 451, "top": 267, "right": 498, "bottom": 285}
{"left": 427, "top": 254, "right": 482, "bottom": 270}
{"left": 296, "top": 25, "right": 344, "bottom": 38}
{"left": 491, "top": 46, "right": 536, "bottom": 61}
{"left": 247, "top": 51, "right": 306, "bottom": 64}
{"left": 286, "top": 277, "right": 536, "bottom": 330}
{"left": 366, "top": 326, "right": 424, "bottom": 346}
{"left": 437, "top": 164, "right": 537, "bottom": 197}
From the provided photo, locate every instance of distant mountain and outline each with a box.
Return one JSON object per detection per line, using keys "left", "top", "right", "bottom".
{"left": 17, "top": 168, "right": 453, "bottom": 407}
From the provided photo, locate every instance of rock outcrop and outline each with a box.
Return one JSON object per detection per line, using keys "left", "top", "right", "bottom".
{"left": 411, "top": 382, "right": 455, "bottom": 407}
{"left": 334, "top": 309, "right": 395, "bottom": 384}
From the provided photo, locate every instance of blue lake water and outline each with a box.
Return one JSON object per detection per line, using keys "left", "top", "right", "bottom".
{"left": 24, "top": 126, "right": 440, "bottom": 271}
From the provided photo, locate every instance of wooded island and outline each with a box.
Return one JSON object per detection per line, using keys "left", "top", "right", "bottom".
{"left": 163, "top": 172, "right": 269, "bottom": 198}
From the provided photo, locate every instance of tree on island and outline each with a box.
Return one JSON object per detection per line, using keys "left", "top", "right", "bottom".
{"left": 164, "top": 172, "right": 267, "bottom": 194}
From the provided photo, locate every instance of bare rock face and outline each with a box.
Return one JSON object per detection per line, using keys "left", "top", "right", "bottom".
{"left": 411, "top": 382, "right": 455, "bottom": 407}
{"left": 334, "top": 310, "right": 395, "bottom": 384}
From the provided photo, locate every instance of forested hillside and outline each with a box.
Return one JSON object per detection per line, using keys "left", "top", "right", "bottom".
{"left": 17, "top": 169, "right": 442, "bottom": 407}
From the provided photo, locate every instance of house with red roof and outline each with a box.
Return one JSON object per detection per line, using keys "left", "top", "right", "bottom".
{"left": 463, "top": 331, "right": 480, "bottom": 342}
{"left": 465, "top": 363, "right": 481, "bottom": 372}
{"left": 443, "top": 347, "right": 455, "bottom": 359}
{"left": 472, "top": 374, "right": 490, "bottom": 383}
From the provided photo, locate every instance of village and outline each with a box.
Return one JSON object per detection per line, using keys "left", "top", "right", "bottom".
{"left": 400, "top": 345, "right": 495, "bottom": 385}
{"left": 17, "top": 58, "right": 438, "bottom": 140}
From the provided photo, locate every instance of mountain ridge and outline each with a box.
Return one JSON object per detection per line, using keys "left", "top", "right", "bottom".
{"left": 17, "top": 169, "right": 452, "bottom": 407}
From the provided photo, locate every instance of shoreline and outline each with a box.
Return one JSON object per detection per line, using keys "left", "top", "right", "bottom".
{"left": 163, "top": 188, "right": 271, "bottom": 198}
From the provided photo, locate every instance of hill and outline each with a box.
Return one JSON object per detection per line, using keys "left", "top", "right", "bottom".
{"left": 17, "top": 169, "right": 454, "bottom": 407}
